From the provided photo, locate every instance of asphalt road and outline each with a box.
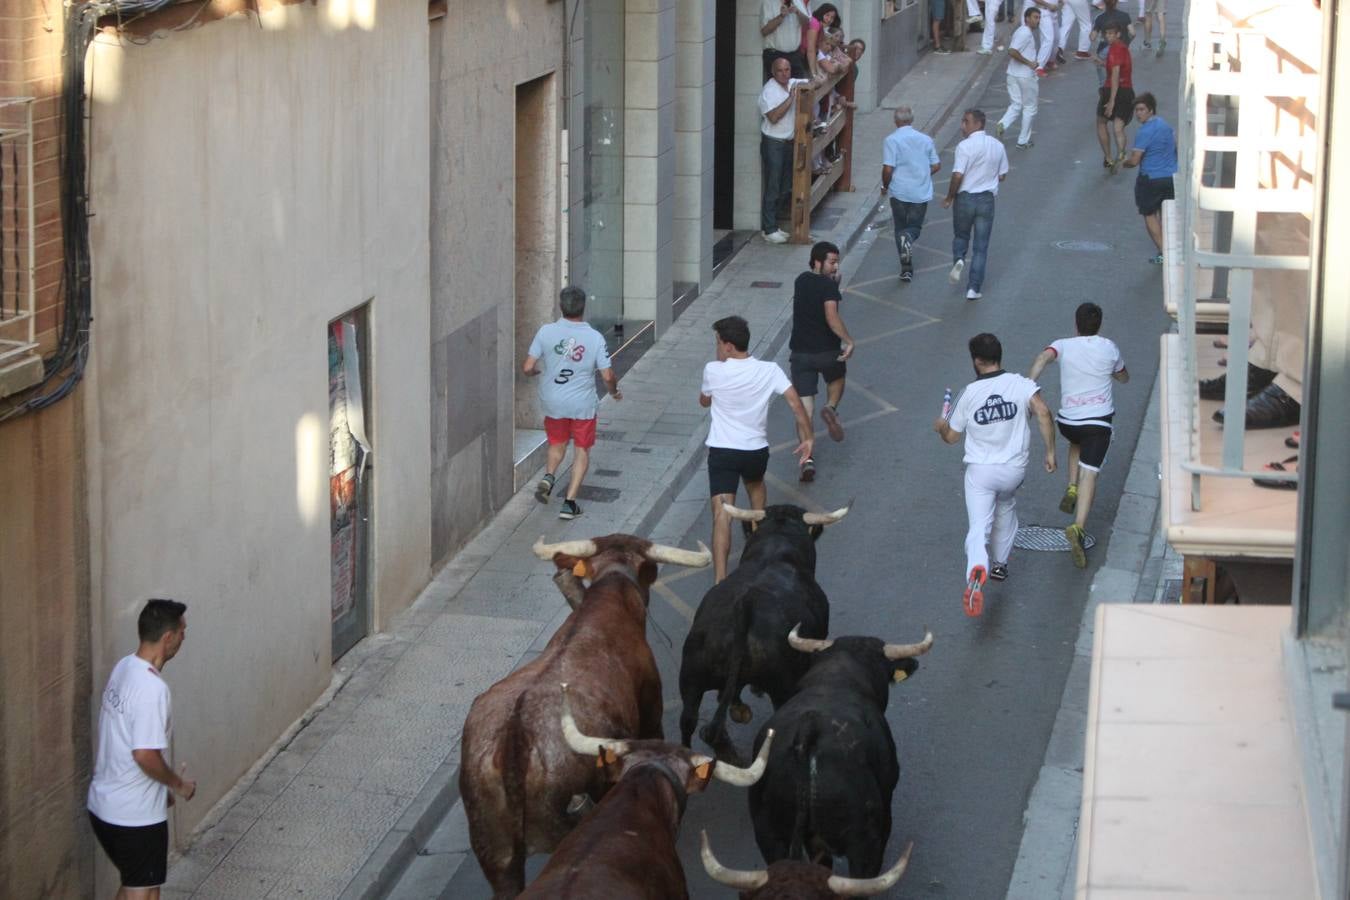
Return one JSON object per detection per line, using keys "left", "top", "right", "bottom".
{"left": 440, "top": 35, "right": 1177, "bottom": 899}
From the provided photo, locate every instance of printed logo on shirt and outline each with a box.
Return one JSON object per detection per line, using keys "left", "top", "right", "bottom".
{"left": 973, "top": 394, "right": 1019, "bottom": 425}
{"left": 553, "top": 337, "right": 587, "bottom": 362}
{"left": 104, "top": 685, "right": 128, "bottom": 716}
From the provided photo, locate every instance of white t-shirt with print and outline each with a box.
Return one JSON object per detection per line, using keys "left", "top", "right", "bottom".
{"left": 1007, "top": 24, "right": 1038, "bottom": 78}
{"left": 527, "top": 318, "right": 613, "bottom": 420}
{"left": 1049, "top": 335, "right": 1124, "bottom": 424}
{"left": 88, "top": 654, "right": 172, "bottom": 826}
{"left": 949, "top": 371, "right": 1042, "bottom": 467}
{"left": 702, "top": 356, "right": 792, "bottom": 451}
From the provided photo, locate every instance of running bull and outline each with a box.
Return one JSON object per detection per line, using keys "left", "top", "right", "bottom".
{"left": 748, "top": 625, "right": 933, "bottom": 877}
{"left": 459, "top": 534, "right": 711, "bottom": 899}
{"left": 678, "top": 503, "right": 849, "bottom": 757}
{"left": 700, "top": 831, "right": 914, "bottom": 898}
{"left": 518, "top": 684, "right": 774, "bottom": 899}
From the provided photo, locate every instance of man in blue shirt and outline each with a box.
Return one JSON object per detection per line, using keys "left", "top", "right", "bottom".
{"left": 1123, "top": 91, "right": 1177, "bottom": 264}
{"left": 881, "top": 106, "right": 941, "bottom": 282}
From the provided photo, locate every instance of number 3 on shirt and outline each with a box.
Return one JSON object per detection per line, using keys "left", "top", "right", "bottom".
{"left": 554, "top": 368, "right": 575, "bottom": 385}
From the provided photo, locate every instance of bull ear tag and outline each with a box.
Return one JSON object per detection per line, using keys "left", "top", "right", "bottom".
{"left": 572, "top": 560, "right": 591, "bottom": 579}
{"left": 695, "top": 761, "right": 713, "bottom": 781}
{"left": 893, "top": 669, "right": 909, "bottom": 683}
{"left": 602, "top": 746, "right": 619, "bottom": 765}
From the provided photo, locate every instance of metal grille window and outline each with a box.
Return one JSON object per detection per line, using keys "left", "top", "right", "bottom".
{"left": 0, "top": 98, "right": 36, "bottom": 369}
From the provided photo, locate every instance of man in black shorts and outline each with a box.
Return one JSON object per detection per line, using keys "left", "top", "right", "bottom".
{"left": 1028, "top": 302, "right": 1130, "bottom": 568}
{"left": 701, "top": 315, "right": 814, "bottom": 582}
{"left": 789, "top": 241, "right": 855, "bottom": 481}
{"left": 88, "top": 599, "right": 197, "bottom": 898}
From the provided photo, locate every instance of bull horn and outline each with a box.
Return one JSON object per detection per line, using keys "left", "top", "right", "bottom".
{"left": 533, "top": 537, "right": 598, "bottom": 561}
{"left": 699, "top": 831, "right": 769, "bottom": 890}
{"left": 720, "top": 502, "right": 767, "bottom": 523}
{"left": 711, "top": 728, "right": 774, "bottom": 786}
{"left": 882, "top": 629, "right": 934, "bottom": 660}
{"left": 643, "top": 541, "right": 713, "bottom": 568}
{"left": 801, "top": 502, "right": 853, "bottom": 526}
{"left": 787, "top": 623, "right": 834, "bottom": 653}
{"left": 558, "top": 683, "right": 629, "bottom": 758}
{"left": 826, "top": 841, "right": 914, "bottom": 896}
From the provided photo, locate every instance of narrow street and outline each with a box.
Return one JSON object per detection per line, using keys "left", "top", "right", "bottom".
{"left": 431, "top": 35, "right": 1178, "bottom": 899}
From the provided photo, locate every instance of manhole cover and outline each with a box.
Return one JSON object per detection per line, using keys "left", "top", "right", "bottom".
{"left": 1054, "top": 240, "right": 1113, "bottom": 252}
{"left": 1013, "top": 524, "right": 1097, "bottom": 552}
{"left": 750, "top": 280, "right": 782, "bottom": 288}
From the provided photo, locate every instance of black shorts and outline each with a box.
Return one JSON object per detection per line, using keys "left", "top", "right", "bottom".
{"left": 89, "top": 812, "right": 169, "bottom": 888}
{"left": 1058, "top": 416, "right": 1114, "bottom": 471}
{"left": 1098, "top": 86, "right": 1134, "bottom": 122}
{"left": 1135, "top": 174, "right": 1175, "bottom": 216}
{"left": 707, "top": 446, "right": 770, "bottom": 496}
{"left": 789, "top": 350, "right": 846, "bottom": 397}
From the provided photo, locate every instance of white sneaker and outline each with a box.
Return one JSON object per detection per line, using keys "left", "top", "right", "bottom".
{"left": 764, "top": 230, "right": 789, "bottom": 244}
{"left": 949, "top": 259, "right": 965, "bottom": 283}
{"left": 966, "top": 288, "right": 983, "bottom": 300}
{"left": 976, "top": 48, "right": 993, "bottom": 55}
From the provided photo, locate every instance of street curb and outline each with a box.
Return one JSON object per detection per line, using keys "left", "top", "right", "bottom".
{"left": 346, "top": 52, "right": 1003, "bottom": 900}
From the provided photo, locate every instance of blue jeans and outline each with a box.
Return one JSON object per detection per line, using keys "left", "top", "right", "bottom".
{"left": 952, "top": 191, "right": 996, "bottom": 292}
{"left": 889, "top": 198, "right": 928, "bottom": 272}
{"left": 760, "top": 136, "right": 793, "bottom": 235}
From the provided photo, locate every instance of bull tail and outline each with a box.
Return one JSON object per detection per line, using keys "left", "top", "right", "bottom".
{"left": 705, "top": 591, "right": 755, "bottom": 751}
{"left": 788, "top": 715, "right": 821, "bottom": 863}
{"left": 500, "top": 693, "right": 530, "bottom": 882}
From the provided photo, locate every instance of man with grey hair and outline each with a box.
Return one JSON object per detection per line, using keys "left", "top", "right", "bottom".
{"left": 523, "top": 287, "right": 622, "bottom": 520}
{"left": 881, "top": 105, "right": 940, "bottom": 282}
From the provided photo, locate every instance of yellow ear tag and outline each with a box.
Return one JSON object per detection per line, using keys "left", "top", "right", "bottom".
{"left": 695, "top": 762, "right": 712, "bottom": 781}
{"left": 595, "top": 754, "right": 605, "bottom": 768}
{"left": 893, "top": 670, "right": 908, "bottom": 683}
{"left": 602, "top": 747, "right": 618, "bottom": 765}
{"left": 573, "top": 560, "right": 589, "bottom": 578}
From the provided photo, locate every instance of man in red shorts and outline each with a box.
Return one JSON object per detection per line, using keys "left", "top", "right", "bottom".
{"left": 523, "top": 286, "right": 622, "bottom": 520}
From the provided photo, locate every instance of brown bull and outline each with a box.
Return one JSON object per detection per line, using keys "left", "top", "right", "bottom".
{"left": 459, "top": 533, "right": 711, "bottom": 899}
{"left": 700, "top": 832, "right": 913, "bottom": 898}
{"left": 518, "top": 685, "right": 774, "bottom": 899}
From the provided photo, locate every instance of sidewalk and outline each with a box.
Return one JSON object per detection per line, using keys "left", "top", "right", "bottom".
{"left": 161, "top": 43, "right": 999, "bottom": 900}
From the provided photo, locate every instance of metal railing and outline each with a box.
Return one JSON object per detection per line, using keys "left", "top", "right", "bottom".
{"left": 0, "top": 97, "right": 37, "bottom": 368}
{"left": 1173, "top": 1, "right": 1317, "bottom": 508}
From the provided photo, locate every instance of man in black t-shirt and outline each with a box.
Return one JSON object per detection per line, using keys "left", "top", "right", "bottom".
{"left": 788, "top": 241, "right": 855, "bottom": 482}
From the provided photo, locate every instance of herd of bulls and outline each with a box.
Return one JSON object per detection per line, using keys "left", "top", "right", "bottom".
{"left": 458, "top": 503, "right": 932, "bottom": 898}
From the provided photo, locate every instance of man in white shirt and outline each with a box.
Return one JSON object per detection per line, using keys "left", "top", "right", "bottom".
{"left": 941, "top": 109, "right": 1010, "bottom": 301}
{"left": 1028, "top": 302, "right": 1129, "bottom": 567}
{"left": 88, "top": 598, "right": 196, "bottom": 898}
{"left": 935, "top": 333, "right": 1057, "bottom": 616}
{"left": 759, "top": 57, "right": 804, "bottom": 244}
{"left": 761, "top": 0, "right": 811, "bottom": 78}
{"left": 701, "top": 315, "right": 814, "bottom": 582}
{"left": 996, "top": 9, "right": 1041, "bottom": 149}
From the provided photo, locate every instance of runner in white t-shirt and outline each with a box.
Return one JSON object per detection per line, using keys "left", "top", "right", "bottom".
{"left": 1028, "top": 302, "right": 1130, "bottom": 567}
{"left": 88, "top": 599, "right": 195, "bottom": 896}
{"left": 701, "top": 315, "right": 814, "bottom": 582}
{"left": 935, "top": 333, "right": 1057, "bottom": 616}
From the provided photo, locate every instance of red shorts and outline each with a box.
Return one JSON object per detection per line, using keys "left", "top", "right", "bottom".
{"left": 544, "top": 416, "right": 597, "bottom": 449}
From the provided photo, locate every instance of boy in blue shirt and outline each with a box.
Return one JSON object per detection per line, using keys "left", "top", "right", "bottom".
{"left": 1123, "top": 92, "right": 1177, "bottom": 264}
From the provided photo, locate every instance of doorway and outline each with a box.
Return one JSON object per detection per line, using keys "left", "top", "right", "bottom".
{"left": 713, "top": 0, "right": 736, "bottom": 230}
{"left": 329, "top": 306, "right": 372, "bottom": 661}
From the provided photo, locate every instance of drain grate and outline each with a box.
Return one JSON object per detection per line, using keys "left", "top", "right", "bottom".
{"left": 595, "top": 430, "right": 626, "bottom": 441}
{"left": 594, "top": 468, "right": 622, "bottom": 478}
{"left": 750, "top": 281, "right": 782, "bottom": 289}
{"left": 575, "top": 485, "right": 621, "bottom": 503}
{"left": 1013, "top": 524, "right": 1097, "bottom": 552}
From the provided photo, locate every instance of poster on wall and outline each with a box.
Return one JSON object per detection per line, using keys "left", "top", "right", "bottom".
{"left": 329, "top": 319, "right": 369, "bottom": 623}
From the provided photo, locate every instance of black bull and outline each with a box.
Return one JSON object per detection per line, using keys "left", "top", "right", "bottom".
{"left": 677, "top": 503, "right": 850, "bottom": 757}
{"left": 748, "top": 629, "right": 933, "bottom": 878}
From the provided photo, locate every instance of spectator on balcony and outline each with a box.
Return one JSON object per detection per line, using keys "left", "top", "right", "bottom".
{"left": 846, "top": 37, "right": 867, "bottom": 63}
{"left": 759, "top": 56, "right": 803, "bottom": 244}
{"left": 803, "top": 4, "right": 841, "bottom": 78}
{"left": 1121, "top": 91, "right": 1174, "bottom": 264}
{"left": 761, "top": 0, "right": 811, "bottom": 78}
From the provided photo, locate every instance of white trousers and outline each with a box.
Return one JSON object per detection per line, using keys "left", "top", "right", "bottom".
{"left": 967, "top": 0, "right": 982, "bottom": 17}
{"left": 1032, "top": 7, "right": 1057, "bottom": 66}
{"left": 999, "top": 74, "right": 1038, "bottom": 144}
{"left": 1058, "top": 0, "right": 1092, "bottom": 52}
{"left": 963, "top": 463, "right": 1025, "bottom": 575}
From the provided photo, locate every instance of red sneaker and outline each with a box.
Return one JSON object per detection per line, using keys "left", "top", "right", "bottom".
{"left": 963, "top": 566, "right": 988, "bottom": 617}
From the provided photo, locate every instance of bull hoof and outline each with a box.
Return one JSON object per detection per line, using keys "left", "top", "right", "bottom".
{"left": 729, "top": 703, "right": 753, "bottom": 724}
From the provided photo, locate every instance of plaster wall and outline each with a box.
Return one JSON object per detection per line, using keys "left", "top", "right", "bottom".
{"left": 429, "top": 0, "right": 562, "bottom": 563}
{"left": 85, "top": 0, "right": 432, "bottom": 851}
